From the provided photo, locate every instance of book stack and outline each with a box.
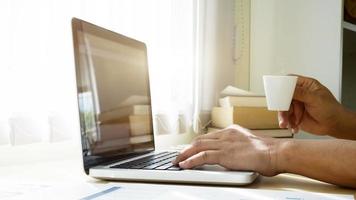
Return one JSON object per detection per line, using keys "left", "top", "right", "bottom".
{"left": 209, "top": 86, "right": 293, "bottom": 138}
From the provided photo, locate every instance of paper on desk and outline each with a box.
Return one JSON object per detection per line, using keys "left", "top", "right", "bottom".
{"left": 3, "top": 180, "right": 353, "bottom": 200}
{"left": 85, "top": 182, "right": 354, "bottom": 200}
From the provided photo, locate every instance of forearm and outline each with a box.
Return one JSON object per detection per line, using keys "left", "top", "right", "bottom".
{"left": 276, "top": 139, "right": 356, "bottom": 188}
{"left": 332, "top": 107, "right": 356, "bottom": 140}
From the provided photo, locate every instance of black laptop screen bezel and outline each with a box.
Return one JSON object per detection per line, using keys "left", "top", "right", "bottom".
{"left": 71, "top": 18, "right": 155, "bottom": 174}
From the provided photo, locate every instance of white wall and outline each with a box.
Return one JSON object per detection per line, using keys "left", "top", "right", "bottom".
{"left": 250, "top": 0, "right": 343, "bottom": 139}
{"left": 250, "top": 0, "right": 343, "bottom": 100}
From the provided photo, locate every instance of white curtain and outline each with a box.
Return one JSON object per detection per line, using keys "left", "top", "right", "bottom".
{"left": 0, "top": 0, "right": 196, "bottom": 147}
{"left": 193, "top": 0, "right": 236, "bottom": 133}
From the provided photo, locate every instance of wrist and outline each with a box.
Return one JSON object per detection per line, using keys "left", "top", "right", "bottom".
{"left": 265, "top": 138, "right": 288, "bottom": 175}
{"left": 273, "top": 139, "right": 295, "bottom": 174}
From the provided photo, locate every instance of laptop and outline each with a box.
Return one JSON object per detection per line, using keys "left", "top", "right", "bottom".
{"left": 71, "top": 18, "right": 258, "bottom": 185}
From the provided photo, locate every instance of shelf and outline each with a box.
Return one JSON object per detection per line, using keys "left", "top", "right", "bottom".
{"left": 343, "top": 21, "right": 356, "bottom": 32}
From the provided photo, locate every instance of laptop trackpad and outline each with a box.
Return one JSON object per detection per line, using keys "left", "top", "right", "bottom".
{"left": 194, "top": 164, "right": 227, "bottom": 171}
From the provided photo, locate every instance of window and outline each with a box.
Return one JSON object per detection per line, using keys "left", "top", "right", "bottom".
{"left": 0, "top": 0, "right": 195, "bottom": 160}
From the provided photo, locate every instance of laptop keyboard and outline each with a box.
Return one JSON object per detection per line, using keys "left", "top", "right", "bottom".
{"left": 110, "top": 151, "right": 182, "bottom": 171}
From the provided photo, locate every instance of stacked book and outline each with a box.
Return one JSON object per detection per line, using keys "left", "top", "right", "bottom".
{"left": 209, "top": 86, "right": 293, "bottom": 138}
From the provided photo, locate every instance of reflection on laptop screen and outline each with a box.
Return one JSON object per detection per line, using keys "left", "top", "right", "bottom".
{"left": 72, "top": 19, "right": 154, "bottom": 164}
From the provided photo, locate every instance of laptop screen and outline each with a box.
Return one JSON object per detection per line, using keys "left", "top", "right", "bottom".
{"left": 72, "top": 18, "right": 154, "bottom": 173}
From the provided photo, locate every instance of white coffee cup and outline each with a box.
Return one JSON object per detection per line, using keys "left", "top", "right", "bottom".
{"left": 263, "top": 75, "right": 298, "bottom": 111}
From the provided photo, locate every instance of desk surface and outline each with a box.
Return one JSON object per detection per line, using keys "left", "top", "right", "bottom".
{"left": 0, "top": 159, "right": 355, "bottom": 198}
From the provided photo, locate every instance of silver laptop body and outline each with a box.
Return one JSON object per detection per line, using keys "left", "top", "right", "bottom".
{"left": 71, "top": 18, "right": 258, "bottom": 185}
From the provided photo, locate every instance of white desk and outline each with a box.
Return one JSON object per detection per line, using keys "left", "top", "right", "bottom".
{"left": 0, "top": 159, "right": 355, "bottom": 199}
{"left": 0, "top": 160, "right": 356, "bottom": 198}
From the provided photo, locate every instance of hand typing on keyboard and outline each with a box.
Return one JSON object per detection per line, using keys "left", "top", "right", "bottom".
{"left": 172, "top": 125, "right": 279, "bottom": 176}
